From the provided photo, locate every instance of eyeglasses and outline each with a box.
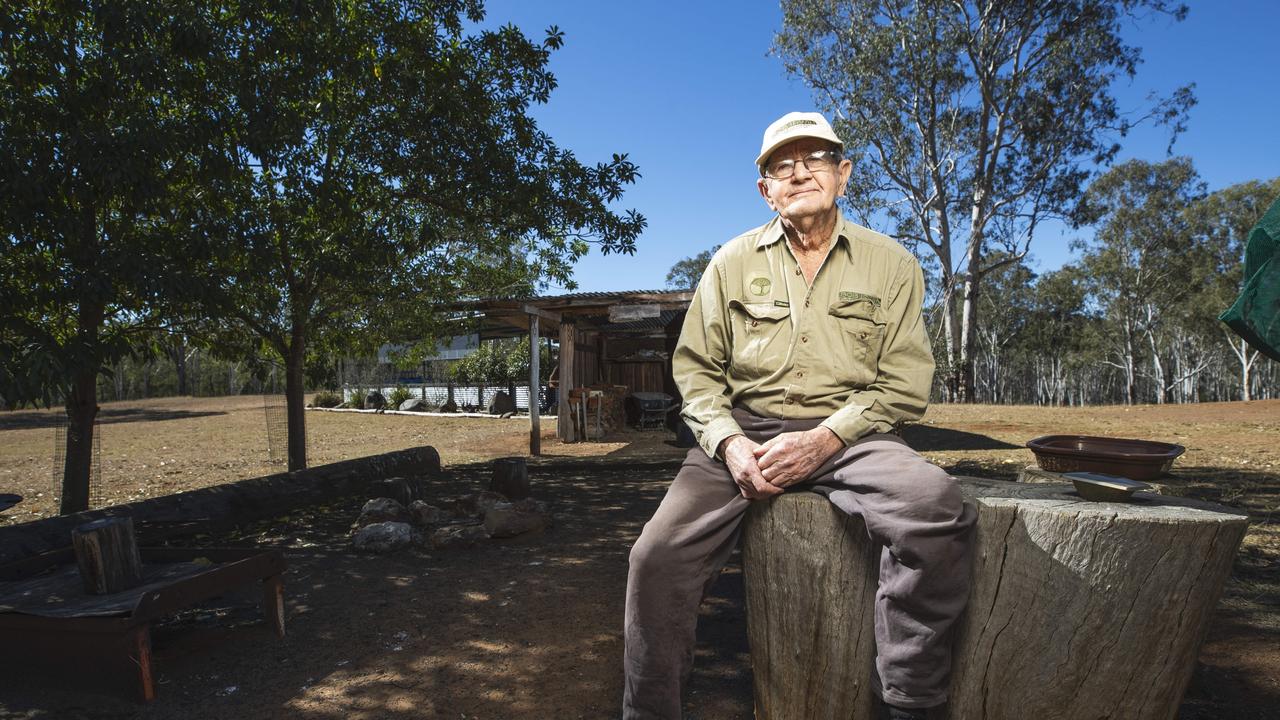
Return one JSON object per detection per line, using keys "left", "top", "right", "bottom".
{"left": 762, "top": 150, "right": 840, "bottom": 179}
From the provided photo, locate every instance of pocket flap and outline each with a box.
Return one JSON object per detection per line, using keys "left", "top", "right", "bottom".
{"left": 730, "top": 299, "right": 791, "bottom": 321}
{"left": 828, "top": 298, "right": 884, "bottom": 324}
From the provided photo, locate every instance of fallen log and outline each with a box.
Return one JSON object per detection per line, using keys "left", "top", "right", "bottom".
{"left": 741, "top": 478, "right": 1249, "bottom": 720}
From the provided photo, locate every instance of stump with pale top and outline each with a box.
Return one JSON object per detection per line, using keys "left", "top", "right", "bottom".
{"left": 741, "top": 478, "right": 1248, "bottom": 720}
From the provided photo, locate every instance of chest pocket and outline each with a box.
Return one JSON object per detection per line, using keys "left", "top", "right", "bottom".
{"left": 729, "top": 299, "right": 791, "bottom": 378}
{"left": 828, "top": 298, "right": 886, "bottom": 387}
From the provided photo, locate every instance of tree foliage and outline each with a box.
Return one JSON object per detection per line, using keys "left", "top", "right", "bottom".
{"left": 773, "top": 0, "right": 1194, "bottom": 401}
{"left": 185, "top": 1, "right": 645, "bottom": 469}
{"left": 665, "top": 246, "right": 720, "bottom": 289}
{"left": 0, "top": 0, "right": 222, "bottom": 511}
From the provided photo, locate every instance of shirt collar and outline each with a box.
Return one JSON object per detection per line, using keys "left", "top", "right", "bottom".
{"left": 755, "top": 210, "right": 853, "bottom": 250}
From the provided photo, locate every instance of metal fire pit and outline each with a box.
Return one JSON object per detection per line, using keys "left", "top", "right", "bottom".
{"left": 0, "top": 546, "right": 286, "bottom": 701}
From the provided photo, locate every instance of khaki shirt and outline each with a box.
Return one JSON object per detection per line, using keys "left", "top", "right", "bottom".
{"left": 673, "top": 211, "right": 934, "bottom": 459}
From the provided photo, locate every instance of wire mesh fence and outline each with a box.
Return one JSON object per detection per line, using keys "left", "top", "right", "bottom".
{"left": 51, "top": 416, "right": 103, "bottom": 509}
{"left": 263, "top": 394, "right": 289, "bottom": 465}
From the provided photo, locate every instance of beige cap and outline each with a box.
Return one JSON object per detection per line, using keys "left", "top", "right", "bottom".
{"left": 755, "top": 111, "right": 844, "bottom": 171}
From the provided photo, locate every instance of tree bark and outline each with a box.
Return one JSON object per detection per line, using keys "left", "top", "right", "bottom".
{"left": 742, "top": 480, "right": 1248, "bottom": 720}
{"left": 742, "top": 494, "right": 878, "bottom": 720}
{"left": 171, "top": 337, "right": 188, "bottom": 396}
{"left": 284, "top": 329, "right": 308, "bottom": 471}
{"left": 60, "top": 366, "right": 98, "bottom": 515}
{"left": 491, "top": 457, "right": 530, "bottom": 500}
{"left": 72, "top": 517, "right": 143, "bottom": 594}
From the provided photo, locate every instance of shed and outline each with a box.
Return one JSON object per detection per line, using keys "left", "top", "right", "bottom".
{"left": 464, "top": 290, "right": 693, "bottom": 452}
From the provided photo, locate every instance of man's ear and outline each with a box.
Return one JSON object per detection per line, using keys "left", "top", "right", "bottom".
{"left": 837, "top": 158, "right": 853, "bottom": 192}
{"left": 757, "top": 177, "right": 776, "bottom": 211}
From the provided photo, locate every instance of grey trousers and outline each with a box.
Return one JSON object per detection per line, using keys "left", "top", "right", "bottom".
{"left": 623, "top": 409, "right": 976, "bottom": 719}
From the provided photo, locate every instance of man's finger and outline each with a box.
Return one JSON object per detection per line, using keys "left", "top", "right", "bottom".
{"left": 756, "top": 442, "right": 789, "bottom": 468}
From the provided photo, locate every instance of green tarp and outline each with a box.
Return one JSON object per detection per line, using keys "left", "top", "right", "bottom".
{"left": 1220, "top": 194, "right": 1280, "bottom": 361}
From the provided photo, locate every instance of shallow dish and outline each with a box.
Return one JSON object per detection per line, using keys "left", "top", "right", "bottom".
{"left": 1026, "top": 435, "right": 1184, "bottom": 481}
{"left": 1064, "top": 472, "right": 1152, "bottom": 502}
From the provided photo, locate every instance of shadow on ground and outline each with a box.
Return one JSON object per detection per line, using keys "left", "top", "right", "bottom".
{"left": 0, "top": 454, "right": 1274, "bottom": 719}
{"left": 0, "top": 457, "right": 756, "bottom": 719}
{"left": 901, "top": 424, "right": 1020, "bottom": 451}
{"left": 0, "top": 408, "right": 227, "bottom": 431}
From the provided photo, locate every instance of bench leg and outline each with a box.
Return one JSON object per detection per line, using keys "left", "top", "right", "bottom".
{"left": 262, "top": 574, "right": 285, "bottom": 638}
{"left": 125, "top": 625, "right": 156, "bottom": 702}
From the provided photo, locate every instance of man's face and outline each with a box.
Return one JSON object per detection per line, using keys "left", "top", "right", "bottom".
{"left": 756, "top": 138, "right": 852, "bottom": 223}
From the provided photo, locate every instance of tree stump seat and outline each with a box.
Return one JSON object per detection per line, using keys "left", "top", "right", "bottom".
{"left": 741, "top": 478, "right": 1249, "bottom": 720}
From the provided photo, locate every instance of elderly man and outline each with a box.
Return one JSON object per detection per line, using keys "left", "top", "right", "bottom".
{"left": 622, "top": 112, "right": 976, "bottom": 720}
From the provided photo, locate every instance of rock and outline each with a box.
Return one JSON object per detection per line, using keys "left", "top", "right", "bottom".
{"left": 352, "top": 521, "right": 414, "bottom": 553}
{"left": 370, "top": 477, "right": 424, "bottom": 506}
{"left": 430, "top": 524, "right": 488, "bottom": 549}
{"left": 510, "top": 497, "right": 548, "bottom": 514}
{"left": 454, "top": 490, "right": 509, "bottom": 518}
{"left": 488, "top": 391, "right": 516, "bottom": 415}
{"left": 399, "top": 397, "right": 430, "bottom": 412}
{"left": 365, "top": 391, "right": 385, "bottom": 410}
{"left": 483, "top": 503, "right": 550, "bottom": 538}
{"left": 439, "top": 399, "right": 458, "bottom": 413}
{"left": 355, "top": 497, "right": 410, "bottom": 528}
{"left": 409, "top": 500, "right": 449, "bottom": 527}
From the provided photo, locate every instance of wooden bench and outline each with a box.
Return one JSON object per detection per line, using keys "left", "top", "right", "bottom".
{"left": 742, "top": 478, "right": 1248, "bottom": 720}
{"left": 0, "top": 547, "right": 286, "bottom": 701}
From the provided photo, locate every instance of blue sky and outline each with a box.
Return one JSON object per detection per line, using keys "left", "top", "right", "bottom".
{"left": 477, "top": 1, "right": 1280, "bottom": 293}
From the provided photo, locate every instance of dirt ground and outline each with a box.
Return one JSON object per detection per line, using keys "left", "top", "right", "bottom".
{"left": 0, "top": 395, "right": 1276, "bottom": 718}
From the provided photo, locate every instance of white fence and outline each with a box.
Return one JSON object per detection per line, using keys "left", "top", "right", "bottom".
{"left": 344, "top": 383, "right": 547, "bottom": 411}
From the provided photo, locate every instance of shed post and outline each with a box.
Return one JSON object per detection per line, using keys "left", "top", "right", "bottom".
{"left": 528, "top": 312, "right": 541, "bottom": 456}
{"left": 558, "top": 321, "right": 576, "bottom": 441}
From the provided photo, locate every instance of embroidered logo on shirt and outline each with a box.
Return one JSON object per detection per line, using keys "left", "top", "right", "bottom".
{"left": 839, "top": 291, "right": 881, "bottom": 307}
{"left": 749, "top": 277, "right": 772, "bottom": 296}
{"left": 774, "top": 300, "right": 789, "bottom": 308}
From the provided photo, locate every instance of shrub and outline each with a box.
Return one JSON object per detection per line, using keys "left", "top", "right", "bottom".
{"left": 312, "top": 391, "right": 342, "bottom": 408}
{"left": 387, "top": 385, "right": 414, "bottom": 409}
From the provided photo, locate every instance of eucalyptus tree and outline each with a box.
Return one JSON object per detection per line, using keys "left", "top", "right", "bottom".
{"left": 196, "top": 1, "right": 644, "bottom": 470}
{"left": 1185, "top": 177, "right": 1280, "bottom": 400}
{"left": 0, "top": 1, "right": 223, "bottom": 512}
{"left": 773, "top": 0, "right": 1193, "bottom": 401}
{"left": 1075, "top": 157, "right": 1206, "bottom": 404}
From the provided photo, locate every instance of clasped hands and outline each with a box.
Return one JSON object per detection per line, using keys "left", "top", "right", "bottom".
{"left": 718, "top": 427, "right": 845, "bottom": 500}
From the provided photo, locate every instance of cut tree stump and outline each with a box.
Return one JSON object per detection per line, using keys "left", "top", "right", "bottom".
{"left": 71, "top": 517, "right": 142, "bottom": 595}
{"left": 742, "top": 493, "right": 879, "bottom": 720}
{"left": 741, "top": 478, "right": 1249, "bottom": 720}
{"left": 491, "top": 457, "right": 530, "bottom": 500}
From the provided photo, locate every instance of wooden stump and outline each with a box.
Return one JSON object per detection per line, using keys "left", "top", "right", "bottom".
{"left": 71, "top": 517, "right": 142, "bottom": 595}
{"left": 948, "top": 479, "right": 1247, "bottom": 719}
{"left": 741, "top": 480, "right": 1249, "bottom": 720}
{"left": 742, "top": 493, "right": 879, "bottom": 720}
{"left": 491, "top": 457, "right": 530, "bottom": 500}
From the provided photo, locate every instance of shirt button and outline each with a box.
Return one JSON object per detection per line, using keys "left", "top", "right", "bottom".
{"left": 796, "top": 371, "right": 805, "bottom": 378}
{"left": 801, "top": 336, "right": 809, "bottom": 343}
{"left": 794, "top": 268, "right": 801, "bottom": 276}
{"left": 805, "top": 299, "right": 810, "bottom": 307}
{"left": 750, "top": 320, "right": 759, "bottom": 327}
{"left": 784, "top": 397, "right": 794, "bottom": 404}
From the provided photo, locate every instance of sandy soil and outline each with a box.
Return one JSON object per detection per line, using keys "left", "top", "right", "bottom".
{"left": 0, "top": 396, "right": 1276, "bottom": 718}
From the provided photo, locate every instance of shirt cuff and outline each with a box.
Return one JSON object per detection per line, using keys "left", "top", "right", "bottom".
{"left": 698, "top": 415, "right": 746, "bottom": 460}
{"left": 820, "top": 403, "right": 885, "bottom": 446}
